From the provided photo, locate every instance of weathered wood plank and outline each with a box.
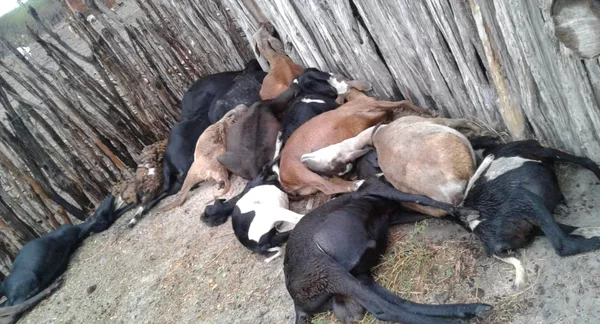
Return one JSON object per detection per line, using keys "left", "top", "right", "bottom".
{"left": 474, "top": 0, "right": 600, "bottom": 159}
{"left": 227, "top": 0, "right": 600, "bottom": 161}
{"left": 353, "top": 0, "right": 508, "bottom": 131}
{"left": 224, "top": 0, "right": 398, "bottom": 99}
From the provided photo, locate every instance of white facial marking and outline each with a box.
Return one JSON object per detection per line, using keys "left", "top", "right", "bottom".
{"left": 494, "top": 255, "right": 526, "bottom": 289}
{"left": 148, "top": 168, "right": 156, "bottom": 176}
{"left": 327, "top": 76, "right": 348, "bottom": 95}
{"left": 301, "top": 98, "right": 326, "bottom": 104}
{"left": 463, "top": 154, "right": 495, "bottom": 201}
{"left": 484, "top": 156, "right": 540, "bottom": 181}
{"left": 293, "top": 79, "right": 298, "bottom": 84}
{"left": 570, "top": 227, "right": 600, "bottom": 239}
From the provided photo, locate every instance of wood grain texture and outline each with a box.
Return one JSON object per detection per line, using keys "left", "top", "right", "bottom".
{"left": 475, "top": 0, "right": 600, "bottom": 159}
{"left": 225, "top": 0, "right": 600, "bottom": 160}
{"left": 224, "top": 0, "right": 398, "bottom": 99}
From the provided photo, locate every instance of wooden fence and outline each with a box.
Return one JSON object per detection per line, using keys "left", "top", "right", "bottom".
{"left": 1, "top": 0, "right": 599, "bottom": 276}
{"left": 0, "top": 0, "right": 252, "bottom": 277}
{"left": 224, "top": 0, "right": 600, "bottom": 161}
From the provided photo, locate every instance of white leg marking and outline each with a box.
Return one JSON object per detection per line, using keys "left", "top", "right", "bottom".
{"left": 127, "top": 218, "right": 138, "bottom": 227}
{"left": 463, "top": 154, "right": 494, "bottom": 200}
{"left": 494, "top": 255, "right": 525, "bottom": 289}
{"left": 570, "top": 227, "right": 600, "bottom": 239}
{"left": 264, "top": 247, "right": 282, "bottom": 263}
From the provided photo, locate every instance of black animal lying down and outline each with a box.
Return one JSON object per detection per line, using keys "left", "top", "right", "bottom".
{"left": 0, "top": 195, "right": 129, "bottom": 322}
{"left": 127, "top": 59, "right": 266, "bottom": 227}
{"left": 284, "top": 176, "right": 491, "bottom": 324}
{"left": 458, "top": 139, "right": 600, "bottom": 288}
{"left": 279, "top": 68, "right": 340, "bottom": 147}
{"left": 201, "top": 67, "right": 350, "bottom": 227}
{"left": 230, "top": 162, "right": 302, "bottom": 263}
{"left": 355, "top": 148, "right": 382, "bottom": 179}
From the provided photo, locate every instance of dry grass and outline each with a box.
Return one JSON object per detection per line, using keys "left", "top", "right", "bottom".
{"left": 311, "top": 221, "right": 533, "bottom": 324}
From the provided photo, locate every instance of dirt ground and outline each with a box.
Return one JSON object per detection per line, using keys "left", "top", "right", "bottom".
{"left": 18, "top": 164, "right": 600, "bottom": 324}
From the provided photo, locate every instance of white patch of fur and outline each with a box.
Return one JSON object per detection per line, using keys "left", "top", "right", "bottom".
{"left": 237, "top": 185, "right": 289, "bottom": 213}
{"left": 236, "top": 185, "right": 303, "bottom": 245}
{"left": 293, "top": 79, "right": 298, "bottom": 84}
{"left": 463, "top": 154, "right": 495, "bottom": 200}
{"left": 246, "top": 206, "right": 303, "bottom": 243}
{"left": 339, "top": 163, "right": 353, "bottom": 176}
{"left": 485, "top": 156, "right": 540, "bottom": 181}
{"left": 469, "top": 219, "right": 483, "bottom": 230}
{"left": 301, "top": 98, "right": 325, "bottom": 104}
{"left": 127, "top": 218, "right": 138, "bottom": 227}
{"left": 301, "top": 126, "right": 375, "bottom": 174}
{"left": 494, "top": 255, "right": 525, "bottom": 289}
{"left": 327, "top": 76, "right": 348, "bottom": 95}
{"left": 272, "top": 132, "right": 283, "bottom": 183}
{"left": 353, "top": 180, "right": 365, "bottom": 191}
{"left": 264, "top": 247, "right": 282, "bottom": 263}
{"left": 272, "top": 163, "right": 281, "bottom": 183}
{"left": 570, "top": 227, "right": 600, "bottom": 239}
{"left": 273, "top": 132, "right": 283, "bottom": 161}
{"left": 148, "top": 168, "right": 156, "bottom": 176}
{"left": 439, "top": 180, "right": 467, "bottom": 205}
{"left": 114, "top": 196, "right": 126, "bottom": 210}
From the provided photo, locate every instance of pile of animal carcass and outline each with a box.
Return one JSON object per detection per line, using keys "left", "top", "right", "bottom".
{"left": 4, "top": 22, "right": 600, "bottom": 323}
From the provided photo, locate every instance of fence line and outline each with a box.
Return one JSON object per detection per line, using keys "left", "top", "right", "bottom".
{"left": 0, "top": 0, "right": 253, "bottom": 277}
